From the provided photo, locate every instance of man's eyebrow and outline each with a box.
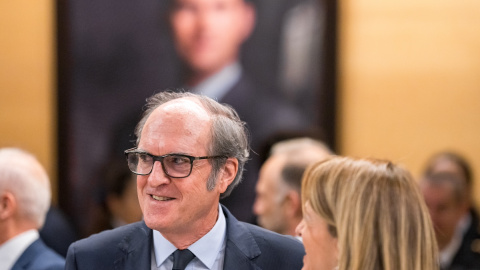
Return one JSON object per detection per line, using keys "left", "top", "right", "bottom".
{"left": 135, "top": 149, "right": 193, "bottom": 156}
{"left": 135, "top": 148, "right": 149, "bottom": 154}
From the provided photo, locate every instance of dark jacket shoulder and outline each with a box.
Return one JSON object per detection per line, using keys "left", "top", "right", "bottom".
{"left": 66, "top": 222, "right": 151, "bottom": 270}
{"left": 450, "top": 209, "right": 480, "bottom": 270}
{"left": 66, "top": 207, "right": 305, "bottom": 270}
{"left": 12, "top": 239, "right": 65, "bottom": 270}
{"left": 222, "top": 205, "right": 304, "bottom": 270}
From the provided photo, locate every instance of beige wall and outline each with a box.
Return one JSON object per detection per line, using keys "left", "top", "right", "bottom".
{"left": 338, "top": 0, "right": 480, "bottom": 207}
{"left": 0, "top": 1, "right": 57, "bottom": 200}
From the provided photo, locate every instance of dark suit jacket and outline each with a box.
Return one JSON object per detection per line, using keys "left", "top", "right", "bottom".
{"left": 39, "top": 206, "right": 78, "bottom": 257}
{"left": 11, "top": 239, "right": 65, "bottom": 270}
{"left": 448, "top": 209, "right": 480, "bottom": 270}
{"left": 65, "top": 205, "right": 305, "bottom": 269}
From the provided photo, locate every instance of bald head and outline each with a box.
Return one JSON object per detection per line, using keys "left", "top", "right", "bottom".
{"left": 254, "top": 138, "right": 332, "bottom": 235}
{"left": 134, "top": 91, "right": 249, "bottom": 198}
{"left": 0, "top": 148, "right": 51, "bottom": 230}
{"left": 140, "top": 98, "right": 213, "bottom": 156}
{"left": 272, "top": 137, "right": 333, "bottom": 191}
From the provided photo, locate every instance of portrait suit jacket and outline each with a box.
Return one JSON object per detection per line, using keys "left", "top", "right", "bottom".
{"left": 11, "top": 238, "right": 65, "bottom": 270}
{"left": 65, "top": 205, "right": 305, "bottom": 269}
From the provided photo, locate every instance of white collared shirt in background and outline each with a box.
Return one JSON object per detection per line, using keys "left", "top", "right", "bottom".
{"left": 439, "top": 213, "right": 471, "bottom": 269}
{"left": 151, "top": 204, "right": 227, "bottom": 270}
{"left": 0, "top": 229, "right": 39, "bottom": 270}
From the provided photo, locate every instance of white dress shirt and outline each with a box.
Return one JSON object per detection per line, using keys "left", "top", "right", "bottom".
{"left": 439, "top": 213, "right": 471, "bottom": 269}
{"left": 151, "top": 205, "right": 227, "bottom": 270}
{"left": 191, "top": 62, "right": 242, "bottom": 101}
{"left": 0, "top": 229, "right": 39, "bottom": 270}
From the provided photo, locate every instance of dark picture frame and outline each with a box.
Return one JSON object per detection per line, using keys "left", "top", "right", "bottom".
{"left": 57, "top": 0, "right": 337, "bottom": 235}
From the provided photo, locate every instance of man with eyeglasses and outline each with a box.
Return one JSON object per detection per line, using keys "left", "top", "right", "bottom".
{"left": 65, "top": 91, "right": 304, "bottom": 270}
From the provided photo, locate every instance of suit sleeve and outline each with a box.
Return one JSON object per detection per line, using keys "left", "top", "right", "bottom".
{"left": 65, "top": 243, "right": 78, "bottom": 270}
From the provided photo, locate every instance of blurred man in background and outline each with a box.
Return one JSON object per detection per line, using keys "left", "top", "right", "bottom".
{"left": 420, "top": 152, "right": 480, "bottom": 270}
{"left": 253, "top": 138, "right": 332, "bottom": 237}
{"left": 88, "top": 159, "right": 143, "bottom": 235}
{"left": 0, "top": 148, "right": 64, "bottom": 270}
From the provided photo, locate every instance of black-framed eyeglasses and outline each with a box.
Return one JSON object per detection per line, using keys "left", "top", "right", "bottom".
{"left": 124, "top": 148, "right": 227, "bottom": 178}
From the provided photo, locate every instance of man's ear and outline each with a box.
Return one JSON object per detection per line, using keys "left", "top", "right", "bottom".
{"left": 217, "top": 158, "right": 238, "bottom": 193}
{"left": 285, "top": 190, "right": 302, "bottom": 218}
{"left": 0, "top": 192, "right": 17, "bottom": 220}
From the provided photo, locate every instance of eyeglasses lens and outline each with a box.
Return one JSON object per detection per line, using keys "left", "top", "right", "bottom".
{"left": 127, "top": 153, "right": 152, "bottom": 175}
{"left": 127, "top": 153, "right": 192, "bottom": 177}
{"left": 163, "top": 155, "right": 191, "bottom": 177}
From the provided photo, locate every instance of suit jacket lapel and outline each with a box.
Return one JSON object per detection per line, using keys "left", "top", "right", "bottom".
{"left": 110, "top": 208, "right": 262, "bottom": 270}
{"left": 114, "top": 221, "right": 152, "bottom": 270}
{"left": 11, "top": 239, "right": 42, "bottom": 270}
{"left": 222, "top": 205, "right": 262, "bottom": 270}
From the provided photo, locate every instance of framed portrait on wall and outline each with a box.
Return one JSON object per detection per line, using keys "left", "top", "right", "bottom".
{"left": 57, "top": 0, "right": 337, "bottom": 235}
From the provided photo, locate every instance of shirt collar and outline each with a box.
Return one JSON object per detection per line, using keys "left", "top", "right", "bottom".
{"left": 0, "top": 229, "right": 39, "bottom": 270}
{"left": 191, "top": 62, "right": 242, "bottom": 101}
{"left": 439, "top": 212, "right": 472, "bottom": 268}
{"left": 153, "top": 204, "right": 227, "bottom": 269}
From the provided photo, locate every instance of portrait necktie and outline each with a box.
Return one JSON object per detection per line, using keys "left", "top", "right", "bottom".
{"left": 172, "top": 249, "right": 196, "bottom": 270}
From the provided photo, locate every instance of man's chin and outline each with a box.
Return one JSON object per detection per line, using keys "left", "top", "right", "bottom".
{"left": 143, "top": 214, "right": 168, "bottom": 231}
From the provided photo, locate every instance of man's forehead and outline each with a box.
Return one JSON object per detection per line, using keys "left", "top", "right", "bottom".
{"left": 161, "top": 97, "right": 207, "bottom": 113}
{"left": 142, "top": 98, "right": 211, "bottom": 137}
{"left": 422, "top": 182, "right": 456, "bottom": 203}
{"left": 140, "top": 97, "right": 212, "bottom": 148}
{"left": 148, "top": 97, "right": 210, "bottom": 123}
{"left": 172, "top": 0, "right": 249, "bottom": 4}
{"left": 263, "top": 155, "right": 286, "bottom": 175}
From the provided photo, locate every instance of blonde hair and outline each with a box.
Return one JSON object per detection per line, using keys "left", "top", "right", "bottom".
{"left": 302, "top": 156, "right": 438, "bottom": 270}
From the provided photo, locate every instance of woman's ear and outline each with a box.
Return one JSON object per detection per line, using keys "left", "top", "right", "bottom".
{"left": 334, "top": 236, "right": 340, "bottom": 266}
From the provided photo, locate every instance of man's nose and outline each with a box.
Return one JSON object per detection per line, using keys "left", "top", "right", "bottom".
{"left": 147, "top": 161, "right": 171, "bottom": 186}
{"left": 196, "top": 8, "right": 215, "bottom": 31}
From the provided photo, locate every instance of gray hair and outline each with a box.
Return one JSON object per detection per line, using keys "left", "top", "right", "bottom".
{"left": 135, "top": 90, "right": 250, "bottom": 198}
{"left": 0, "top": 148, "right": 51, "bottom": 228}
{"left": 272, "top": 137, "right": 333, "bottom": 191}
{"left": 270, "top": 137, "right": 333, "bottom": 157}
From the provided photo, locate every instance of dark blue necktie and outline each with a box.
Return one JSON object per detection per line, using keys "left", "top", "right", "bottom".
{"left": 172, "top": 249, "right": 195, "bottom": 270}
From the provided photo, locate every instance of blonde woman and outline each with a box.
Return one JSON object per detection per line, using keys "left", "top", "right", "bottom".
{"left": 296, "top": 156, "right": 438, "bottom": 270}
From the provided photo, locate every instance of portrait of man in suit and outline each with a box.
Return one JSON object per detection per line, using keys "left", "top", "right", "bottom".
{"left": 58, "top": 0, "right": 335, "bottom": 234}
{"left": 167, "top": 0, "right": 310, "bottom": 223}
{"left": 65, "top": 91, "right": 304, "bottom": 269}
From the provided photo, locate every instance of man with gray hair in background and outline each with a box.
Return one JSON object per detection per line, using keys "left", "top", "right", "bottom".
{"left": 0, "top": 148, "right": 65, "bottom": 270}
{"left": 253, "top": 137, "right": 333, "bottom": 237}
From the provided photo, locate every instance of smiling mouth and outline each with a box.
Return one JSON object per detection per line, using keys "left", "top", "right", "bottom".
{"left": 151, "top": 195, "right": 175, "bottom": 201}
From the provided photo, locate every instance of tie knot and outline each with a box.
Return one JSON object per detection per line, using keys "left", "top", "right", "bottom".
{"left": 172, "top": 249, "right": 196, "bottom": 270}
